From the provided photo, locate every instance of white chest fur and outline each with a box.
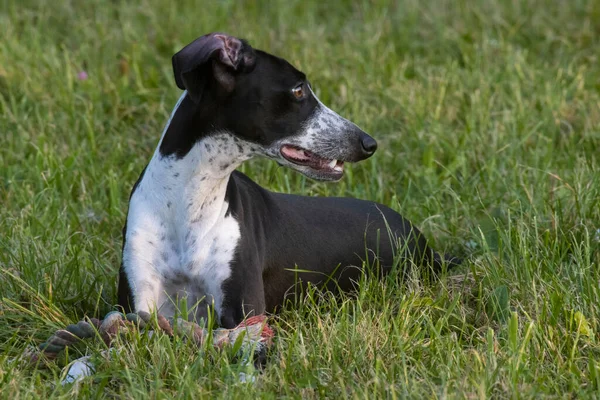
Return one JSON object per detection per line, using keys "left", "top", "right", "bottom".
{"left": 122, "top": 93, "right": 256, "bottom": 322}
{"left": 122, "top": 157, "right": 241, "bottom": 321}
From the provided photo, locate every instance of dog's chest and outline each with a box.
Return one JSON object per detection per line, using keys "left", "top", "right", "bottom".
{"left": 124, "top": 162, "right": 241, "bottom": 316}
{"left": 158, "top": 210, "right": 240, "bottom": 290}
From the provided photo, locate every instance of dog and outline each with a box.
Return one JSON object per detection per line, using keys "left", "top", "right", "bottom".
{"left": 117, "top": 32, "right": 459, "bottom": 329}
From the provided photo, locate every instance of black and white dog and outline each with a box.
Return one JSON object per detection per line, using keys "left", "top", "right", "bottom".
{"left": 117, "top": 33, "right": 458, "bottom": 328}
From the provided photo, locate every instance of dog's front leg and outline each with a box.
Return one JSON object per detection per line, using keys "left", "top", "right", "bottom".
{"left": 130, "top": 275, "right": 165, "bottom": 315}
{"left": 219, "top": 263, "right": 267, "bottom": 329}
{"left": 121, "top": 233, "right": 169, "bottom": 315}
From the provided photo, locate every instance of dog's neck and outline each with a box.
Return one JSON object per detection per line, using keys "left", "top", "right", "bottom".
{"left": 140, "top": 92, "right": 258, "bottom": 229}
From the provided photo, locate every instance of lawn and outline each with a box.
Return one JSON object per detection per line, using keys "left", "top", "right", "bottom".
{"left": 1, "top": 0, "right": 599, "bottom": 398}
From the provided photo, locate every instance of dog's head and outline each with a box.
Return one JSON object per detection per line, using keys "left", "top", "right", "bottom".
{"left": 171, "top": 32, "right": 377, "bottom": 181}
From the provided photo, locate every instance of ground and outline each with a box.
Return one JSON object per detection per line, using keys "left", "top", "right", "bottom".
{"left": 1, "top": 0, "right": 599, "bottom": 398}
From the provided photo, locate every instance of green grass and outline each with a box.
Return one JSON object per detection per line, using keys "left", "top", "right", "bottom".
{"left": 1, "top": 0, "right": 600, "bottom": 397}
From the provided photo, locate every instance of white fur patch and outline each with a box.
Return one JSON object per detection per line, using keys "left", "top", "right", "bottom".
{"left": 122, "top": 92, "right": 257, "bottom": 323}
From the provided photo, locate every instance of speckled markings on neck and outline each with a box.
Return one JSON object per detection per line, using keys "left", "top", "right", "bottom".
{"left": 121, "top": 91, "right": 259, "bottom": 323}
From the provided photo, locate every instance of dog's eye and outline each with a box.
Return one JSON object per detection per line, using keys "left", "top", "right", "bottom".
{"left": 292, "top": 84, "right": 305, "bottom": 99}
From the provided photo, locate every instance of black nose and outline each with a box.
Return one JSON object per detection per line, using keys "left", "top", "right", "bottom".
{"left": 360, "top": 134, "right": 378, "bottom": 156}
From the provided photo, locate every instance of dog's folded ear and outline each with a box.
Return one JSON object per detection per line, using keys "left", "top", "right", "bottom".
{"left": 172, "top": 33, "right": 255, "bottom": 102}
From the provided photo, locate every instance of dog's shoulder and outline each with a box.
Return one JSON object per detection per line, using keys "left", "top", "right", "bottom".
{"left": 227, "top": 170, "right": 274, "bottom": 203}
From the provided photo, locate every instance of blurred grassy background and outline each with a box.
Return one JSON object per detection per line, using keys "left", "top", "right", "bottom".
{"left": 1, "top": 0, "right": 599, "bottom": 397}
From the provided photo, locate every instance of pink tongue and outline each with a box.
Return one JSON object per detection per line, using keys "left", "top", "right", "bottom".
{"left": 281, "top": 146, "right": 310, "bottom": 161}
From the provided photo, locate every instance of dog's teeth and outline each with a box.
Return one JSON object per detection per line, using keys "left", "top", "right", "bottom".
{"left": 328, "top": 159, "right": 337, "bottom": 169}
{"left": 334, "top": 165, "right": 343, "bottom": 172}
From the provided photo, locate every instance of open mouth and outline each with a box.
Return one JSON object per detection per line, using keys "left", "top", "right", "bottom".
{"left": 280, "top": 145, "right": 344, "bottom": 177}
